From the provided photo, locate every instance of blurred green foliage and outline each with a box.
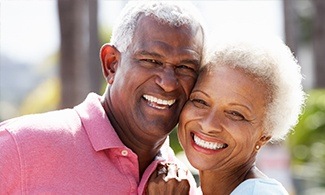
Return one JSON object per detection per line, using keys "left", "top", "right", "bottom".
{"left": 20, "top": 78, "right": 60, "bottom": 115}
{"left": 289, "top": 89, "right": 325, "bottom": 185}
{"left": 169, "top": 126, "right": 183, "bottom": 154}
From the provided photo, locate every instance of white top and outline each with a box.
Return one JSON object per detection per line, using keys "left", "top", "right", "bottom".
{"left": 196, "top": 178, "right": 288, "bottom": 195}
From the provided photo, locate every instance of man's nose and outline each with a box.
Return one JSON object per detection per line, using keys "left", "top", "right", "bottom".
{"left": 155, "top": 66, "right": 179, "bottom": 92}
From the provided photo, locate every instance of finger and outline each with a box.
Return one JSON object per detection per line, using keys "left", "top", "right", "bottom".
{"left": 148, "top": 164, "right": 164, "bottom": 182}
{"left": 163, "top": 163, "right": 178, "bottom": 182}
{"left": 147, "top": 166, "right": 167, "bottom": 195}
{"left": 177, "top": 168, "right": 188, "bottom": 181}
{"left": 163, "top": 178, "right": 190, "bottom": 195}
{"left": 148, "top": 168, "right": 158, "bottom": 182}
{"left": 175, "top": 179, "right": 190, "bottom": 195}
{"left": 157, "top": 166, "right": 167, "bottom": 177}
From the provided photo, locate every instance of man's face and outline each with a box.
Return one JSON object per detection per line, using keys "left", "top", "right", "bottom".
{"left": 109, "top": 15, "right": 204, "bottom": 140}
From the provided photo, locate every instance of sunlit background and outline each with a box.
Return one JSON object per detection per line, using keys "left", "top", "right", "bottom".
{"left": 1, "top": 1, "right": 324, "bottom": 194}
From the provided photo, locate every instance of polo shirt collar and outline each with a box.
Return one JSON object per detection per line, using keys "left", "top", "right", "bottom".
{"left": 74, "top": 93, "right": 171, "bottom": 162}
{"left": 74, "top": 93, "right": 125, "bottom": 151}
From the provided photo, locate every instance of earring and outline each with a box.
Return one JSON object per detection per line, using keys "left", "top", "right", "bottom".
{"left": 255, "top": 145, "right": 260, "bottom": 150}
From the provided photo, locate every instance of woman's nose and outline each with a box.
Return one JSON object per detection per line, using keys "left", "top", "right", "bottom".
{"left": 200, "top": 111, "right": 223, "bottom": 134}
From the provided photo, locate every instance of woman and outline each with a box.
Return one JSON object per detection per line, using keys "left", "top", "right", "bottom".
{"left": 147, "top": 35, "right": 306, "bottom": 194}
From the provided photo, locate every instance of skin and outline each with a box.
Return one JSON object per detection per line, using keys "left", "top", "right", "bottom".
{"left": 177, "top": 65, "right": 271, "bottom": 194}
{"left": 146, "top": 164, "right": 190, "bottom": 195}
{"left": 100, "top": 14, "right": 204, "bottom": 177}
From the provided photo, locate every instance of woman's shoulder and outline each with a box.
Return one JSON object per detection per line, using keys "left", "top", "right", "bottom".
{"left": 230, "top": 178, "right": 289, "bottom": 195}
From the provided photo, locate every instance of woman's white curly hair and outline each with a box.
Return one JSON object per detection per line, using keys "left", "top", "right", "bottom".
{"left": 109, "top": 0, "right": 206, "bottom": 52}
{"left": 204, "top": 34, "right": 306, "bottom": 142}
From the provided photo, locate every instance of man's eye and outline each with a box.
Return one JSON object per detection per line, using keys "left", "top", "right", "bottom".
{"left": 179, "top": 64, "right": 193, "bottom": 70}
{"left": 177, "top": 64, "right": 197, "bottom": 72}
{"left": 142, "top": 59, "right": 162, "bottom": 65}
{"left": 176, "top": 64, "right": 197, "bottom": 77}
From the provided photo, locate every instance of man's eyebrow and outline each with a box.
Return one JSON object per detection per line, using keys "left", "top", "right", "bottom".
{"left": 137, "top": 50, "right": 162, "bottom": 58}
{"left": 136, "top": 50, "right": 200, "bottom": 66}
{"left": 180, "top": 59, "right": 200, "bottom": 66}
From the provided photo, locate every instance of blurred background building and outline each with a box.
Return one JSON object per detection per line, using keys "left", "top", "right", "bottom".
{"left": 1, "top": 1, "right": 324, "bottom": 194}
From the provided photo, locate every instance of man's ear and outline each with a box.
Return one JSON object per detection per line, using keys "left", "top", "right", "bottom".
{"left": 100, "top": 44, "right": 120, "bottom": 84}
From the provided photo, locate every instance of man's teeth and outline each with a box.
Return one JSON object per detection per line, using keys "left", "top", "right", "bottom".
{"left": 194, "top": 134, "right": 226, "bottom": 150}
{"left": 143, "top": 95, "right": 176, "bottom": 106}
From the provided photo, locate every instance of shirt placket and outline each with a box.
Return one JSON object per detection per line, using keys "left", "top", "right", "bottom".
{"left": 117, "top": 148, "right": 139, "bottom": 195}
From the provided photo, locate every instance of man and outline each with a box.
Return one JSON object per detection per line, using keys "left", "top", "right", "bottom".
{"left": 0, "top": 1, "right": 205, "bottom": 194}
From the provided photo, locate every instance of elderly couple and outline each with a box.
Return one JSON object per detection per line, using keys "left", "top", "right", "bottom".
{"left": 0, "top": 1, "right": 305, "bottom": 194}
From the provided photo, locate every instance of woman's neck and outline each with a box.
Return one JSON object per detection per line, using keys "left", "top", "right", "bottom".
{"left": 199, "top": 163, "right": 257, "bottom": 195}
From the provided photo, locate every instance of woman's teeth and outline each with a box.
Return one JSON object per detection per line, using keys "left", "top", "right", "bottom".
{"left": 193, "top": 134, "right": 227, "bottom": 150}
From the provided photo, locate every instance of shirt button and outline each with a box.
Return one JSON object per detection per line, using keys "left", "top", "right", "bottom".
{"left": 121, "top": 150, "right": 128, "bottom": 156}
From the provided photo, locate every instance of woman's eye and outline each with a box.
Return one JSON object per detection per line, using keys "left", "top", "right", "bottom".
{"left": 191, "top": 98, "right": 208, "bottom": 108}
{"left": 226, "top": 111, "right": 246, "bottom": 121}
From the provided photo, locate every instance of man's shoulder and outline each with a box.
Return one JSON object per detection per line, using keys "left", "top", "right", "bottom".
{"left": 0, "top": 108, "right": 91, "bottom": 162}
{"left": 0, "top": 108, "right": 82, "bottom": 140}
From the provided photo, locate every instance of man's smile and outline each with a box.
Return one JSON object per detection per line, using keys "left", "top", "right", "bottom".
{"left": 143, "top": 94, "right": 176, "bottom": 110}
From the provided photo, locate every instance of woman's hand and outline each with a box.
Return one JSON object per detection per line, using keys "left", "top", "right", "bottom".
{"left": 146, "top": 163, "right": 190, "bottom": 195}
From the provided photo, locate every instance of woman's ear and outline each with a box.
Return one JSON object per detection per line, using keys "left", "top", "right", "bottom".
{"left": 255, "top": 135, "right": 271, "bottom": 151}
{"left": 100, "top": 44, "right": 120, "bottom": 84}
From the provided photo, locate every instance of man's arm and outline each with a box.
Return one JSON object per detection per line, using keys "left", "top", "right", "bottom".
{"left": 0, "top": 128, "right": 22, "bottom": 193}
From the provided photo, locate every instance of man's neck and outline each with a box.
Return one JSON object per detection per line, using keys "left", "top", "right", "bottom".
{"left": 101, "top": 92, "right": 167, "bottom": 176}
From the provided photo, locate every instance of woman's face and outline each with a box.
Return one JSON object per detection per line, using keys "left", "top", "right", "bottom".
{"left": 178, "top": 65, "right": 270, "bottom": 171}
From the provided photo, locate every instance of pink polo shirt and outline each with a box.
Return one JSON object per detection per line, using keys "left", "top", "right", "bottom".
{"left": 0, "top": 93, "right": 196, "bottom": 194}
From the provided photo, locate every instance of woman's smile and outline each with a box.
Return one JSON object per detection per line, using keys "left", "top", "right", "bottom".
{"left": 190, "top": 132, "right": 228, "bottom": 155}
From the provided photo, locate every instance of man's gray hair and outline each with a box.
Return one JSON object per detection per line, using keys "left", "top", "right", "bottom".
{"left": 109, "top": 0, "right": 205, "bottom": 52}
